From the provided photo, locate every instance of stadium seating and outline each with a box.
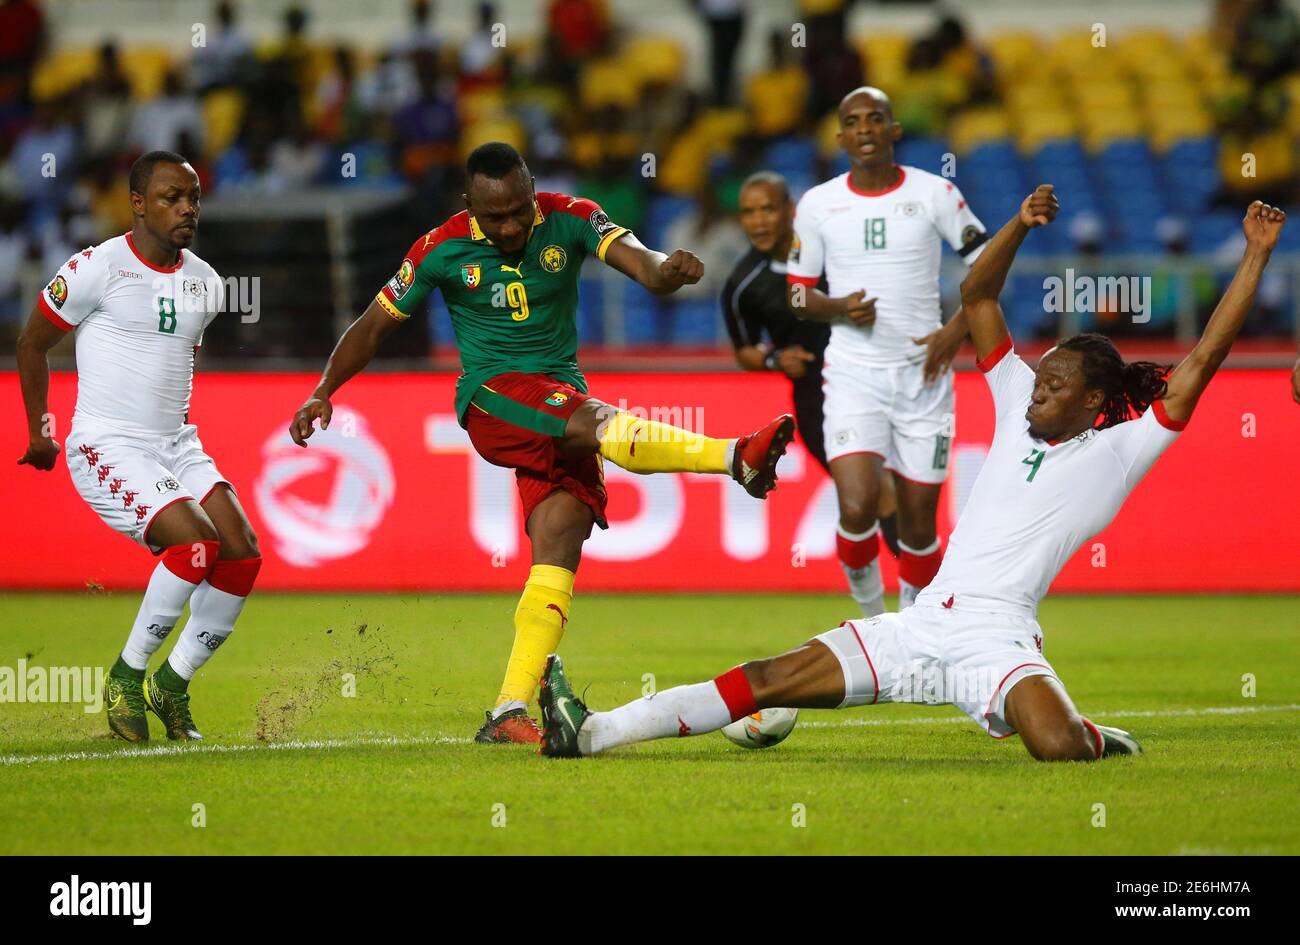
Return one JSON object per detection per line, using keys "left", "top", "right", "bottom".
{"left": 7, "top": 18, "right": 1297, "bottom": 349}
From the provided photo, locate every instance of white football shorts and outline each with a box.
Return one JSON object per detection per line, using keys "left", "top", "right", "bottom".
{"left": 814, "top": 603, "right": 1058, "bottom": 738}
{"left": 822, "top": 357, "right": 953, "bottom": 483}
{"left": 66, "top": 422, "right": 230, "bottom": 552}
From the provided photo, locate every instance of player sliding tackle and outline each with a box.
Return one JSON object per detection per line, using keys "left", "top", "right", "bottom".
{"left": 289, "top": 143, "right": 794, "bottom": 744}
{"left": 538, "top": 187, "right": 1287, "bottom": 761}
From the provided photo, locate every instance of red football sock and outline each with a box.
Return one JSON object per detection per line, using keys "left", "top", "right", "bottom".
{"left": 713, "top": 666, "right": 759, "bottom": 722}
{"left": 836, "top": 523, "right": 880, "bottom": 569}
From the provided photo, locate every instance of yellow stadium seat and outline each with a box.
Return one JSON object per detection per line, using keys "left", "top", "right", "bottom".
{"left": 1005, "top": 83, "right": 1068, "bottom": 115}
{"left": 1182, "top": 29, "right": 1228, "bottom": 67}
{"left": 801, "top": 0, "right": 847, "bottom": 15}
{"left": 1080, "top": 110, "right": 1144, "bottom": 151}
{"left": 746, "top": 66, "right": 809, "bottom": 138}
{"left": 815, "top": 109, "right": 842, "bottom": 157}
{"left": 1045, "top": 31, "right": 1105, "bottom": 68}
{"left": 1072, "top": 80, "right": 1139, "bottom": 112}
{"left": 460, "top": 118, "right": 526, "bottom": 159}
{"left": 949, "top": 107, "right": 1011, "bottom": 154}
{"left": 658, "top": 131, "right": 712, "bottom": 196}
{"left": 579, "top": 57, "right": 638, "bottom": 110}
{"left": 1114, "top": 30, "right": 1175, "bottom": 63}
{"left": 694, "top": 108, "right": 747, "bottom": 148}
{"left": 1218, "top": 129, "right": 1295, "bottom": 188}
{"left": 1142, "top": 78, "right": 1201, "bottom": 112}
{"left": 119, "top": 46, "right": 174, "bottom": 99}
{"left": 201, "top": 89, "right": 244, "bottom": 158}
{"left": 623, "top": 36, "right": 684, "bottom": 87}
{"left": 458, "top": 88, "right": 509, "bottom": 125}
{"left": 1129, "top": 54, "right": 1188, "bottom": 82}
{"left": 1285, "top": 75, "right": 1300, "bottom": 134}
{"left": 1149, "top": 110, "right": 1212, "bottom": 151}
{"left": 858, "top": 32, "right": 910, "bottom": 70}
{"left": 31, "top": 46, "right": 99, "bottom": 101}
{"left": 568, "top": 131, "right": 603, "bottom": 170}
{"left": 987, "top": 31, "right": 1042, "bottom": 82}
{"left": 1015, "top": 107, "right": 1078, "bottom": 153}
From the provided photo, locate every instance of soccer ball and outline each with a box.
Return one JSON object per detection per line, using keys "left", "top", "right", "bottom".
{"left": 721, "top": 707, "right": 799, "bottom": 749}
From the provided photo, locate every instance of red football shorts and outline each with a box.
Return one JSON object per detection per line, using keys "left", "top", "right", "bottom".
{"left": 465, "top": 372, "right": 608, "bottom": 532}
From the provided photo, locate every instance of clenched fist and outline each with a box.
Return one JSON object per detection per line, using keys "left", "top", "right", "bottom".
{"left": 659, "top": 249, "right": 704, "bottom": 289}
{"left": 1019, "top": 184, "right": 1059, "bottom": 229}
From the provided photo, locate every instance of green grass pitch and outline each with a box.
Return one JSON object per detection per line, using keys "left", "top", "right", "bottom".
{"left": 1, "top": 591, "right": 1297, "bottom": 855}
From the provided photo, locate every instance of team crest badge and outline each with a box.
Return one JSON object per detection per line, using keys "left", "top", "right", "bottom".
{"left": 790, "top": 233, "right": 801, "bottom": 263}
{"left": 540, "top": 244, "right": 567, "bottom": 273}
{"left": 461, "top": 264, "right": 481, "bottom": 288}
{"left": 545, "top": 391, "right": 569, "bottom": 407}
{"left": 48, "top": 275, "right": 68, "bottom": 309}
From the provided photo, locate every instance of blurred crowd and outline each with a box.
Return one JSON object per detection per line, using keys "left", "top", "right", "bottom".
{"left": 0, "top": 0, "right": 1297, "bottom": 343}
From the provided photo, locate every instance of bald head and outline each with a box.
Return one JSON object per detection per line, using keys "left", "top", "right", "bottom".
{"left": 836, "top": 86, "right": 900, "bottom": 171}
{"left": 838, "top": 86, "right": 893, "bottom": 123}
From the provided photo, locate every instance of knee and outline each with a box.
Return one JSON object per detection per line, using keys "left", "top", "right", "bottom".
{"left": 837, "top": 492, "right": 877, "bottom": 531}
{"left": 528, "top": 518, "right": 589, "bottom": 570}
{"left": 1024, "top": 717, "right": 1099, "bottom": 762}
{"left": 223, "top": 527, "right": 260, "bottom": 561}
{"left": 187, "top": 519, "right": 221, "bottom": 545}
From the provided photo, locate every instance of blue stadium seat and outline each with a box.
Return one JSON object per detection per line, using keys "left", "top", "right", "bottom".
{"left": 669, "top": 298, "right": 723, "bottom": 344}
{"left": 643, "top": 195, "right": 696, "bottom": 249}
{"left": 895, "top": 136, "right": 951, "bottom": 175}
{"left": 622, "top": 284, "right": 667, "bottom": 345}
{"left": 1165, "top": 137, "right": 1217, "bottom": 170}
{"left": 429, "top": 298, "right": 455, "bottom": 350}
{"left": 764, "top": 136, "right": 818, "bottom": 177}
{"left": 575, "top": 278, "right": 604, "bottom": 344}
{"left": 1190, "top": 211, "right": 1243, "bottom": 253}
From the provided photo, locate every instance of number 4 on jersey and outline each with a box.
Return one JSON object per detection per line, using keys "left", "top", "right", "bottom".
{"left": 1021, "top": 448, "right": 1045, "bottom": 482}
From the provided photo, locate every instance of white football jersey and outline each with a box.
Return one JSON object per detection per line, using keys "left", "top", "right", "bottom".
{"left": 915, "top": 339, "right": 1185, "bottom": 617}
{"left": 787, "top": 166, "right": 987, "bottom": 366}
{"left": 38, "top": 233, "right": 223, "bottom": 436}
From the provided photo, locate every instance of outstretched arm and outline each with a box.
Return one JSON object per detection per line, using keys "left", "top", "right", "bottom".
{"left": 1161, "top": 201, "right": 1286, "bottom": 424}
{"left": 959, "top": 184, "right": 1059, "bottom": 363}
{"left": 603, "top": 233, "right": 703, "bottom": 295}
{"left": 289, "top": 299, "right": 402, "bottom": 446}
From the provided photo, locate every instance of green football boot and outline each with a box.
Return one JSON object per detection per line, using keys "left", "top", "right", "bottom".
{"left": 1095, "top": 723, "right": 1142, "bottom": 757}
{"left": 144, "top": 674, "right": 203, "bottom": 741}
{"left": 105, "top": 671, "right": 150, "bottom": 742}
{"left": 537, "top": 654, "right": 592, "bottom": 758}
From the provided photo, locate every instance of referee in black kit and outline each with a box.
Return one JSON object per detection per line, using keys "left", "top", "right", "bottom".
{"left": 720, "top": 171, "right": 898, "bottom": 554}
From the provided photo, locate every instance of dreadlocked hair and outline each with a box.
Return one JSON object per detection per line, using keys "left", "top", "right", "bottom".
{"left": 1057, "top": 333, "right": 1171, "bottom": 429}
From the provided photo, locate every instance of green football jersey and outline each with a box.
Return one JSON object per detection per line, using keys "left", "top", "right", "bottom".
{"left": 375, "top": 192, "right": 629, "bottom": 425}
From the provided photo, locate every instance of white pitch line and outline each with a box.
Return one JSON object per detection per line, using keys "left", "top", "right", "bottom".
{"left": 2, "top": 704, "right": 1297, "bottom": 766}
{"left": 798, "top": 702, "right": 1300, "bottom": 729}
{"left": 0, "top": 733, "right": 471, "bottom": 767}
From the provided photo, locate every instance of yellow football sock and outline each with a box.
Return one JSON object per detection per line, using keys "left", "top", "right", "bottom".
{"left": 597, "top": 410, "right": 730, "bottom": 474}
{"left": 495, "top": 565, "right": 575, "bottom": 707}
